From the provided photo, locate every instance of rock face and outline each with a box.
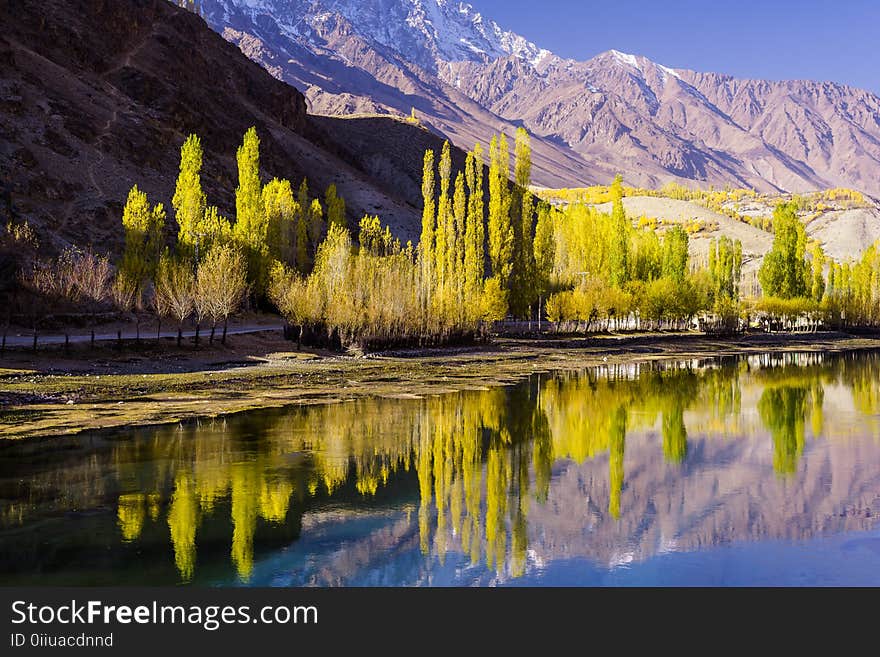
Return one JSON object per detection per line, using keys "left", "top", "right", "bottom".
{"left": 199, "top": 0, "right": 880, "bottom": 196}
{"left": 0, "top": 0, "right": 457, "bottom": 254}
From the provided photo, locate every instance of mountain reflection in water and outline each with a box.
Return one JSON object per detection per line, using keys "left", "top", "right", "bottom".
{"left": 2, "top": 350, "right": 880, "bottom": 586}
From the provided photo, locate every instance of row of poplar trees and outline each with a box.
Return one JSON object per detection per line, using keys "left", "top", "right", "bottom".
{"left": 269, "top": 128, "right": 547, "bottom": 348}
{"left": 269, "top": 127, "right": 743, "bottom": 346}
{"left": 117, "top": 127, "right": 346, "bottom": 342}
{"left": 128, "top": 125, "right": 877, "bottom": 348}
{"left": 418, "top": 128, "right": 556, "bottom": 325}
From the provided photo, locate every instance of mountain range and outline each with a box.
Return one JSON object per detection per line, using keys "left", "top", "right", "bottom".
{"left": 200, "top": 0, "right": 880, "bottom": 196}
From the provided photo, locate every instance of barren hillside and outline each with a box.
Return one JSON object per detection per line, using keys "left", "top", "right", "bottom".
{"left": 0, "top": 0, "right": 462, "bottom": 256}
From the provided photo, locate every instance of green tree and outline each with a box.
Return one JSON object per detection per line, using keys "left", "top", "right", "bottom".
{"left": 810, "top": 242, "right": 826, "bottom": 303}
{"left": 294, "top": 203, "right": 310, "bottom": 273}
{"left": 487, "top": 135, "right": 513, "bottom": 287}
{"left": 435, "top": 141, "right": 452, "bottom": 295}
{"left": 171, "top": 134, "right": 207, "bottom": 263}
{"left": 120, "top": 185, "right": 165, "bottom": 302}
{"left": 533, "top": 204, "right": 555, "bottom": 324}
{"left": 709, "top": 235, "right": 742, "bottom": 304}
{"left": 419, "top": 149, "right": 436, "bottom": 307}
{"left": 325, "top": 183, "right": 346, "bottom": 231}
{"left": 608, "top": 175, "right": 629, "bottom": 288}
{"left": 262, "top": 178, "right": 298, "bottom": 268}
{"left": 482, "top": 276, "right": 508, "bottom": 322}
{"left": 662, "top": 225, "right": 689, "bottom": 283}
{"left": 232, "top": 127, "right": 269, "bottom": 297}
{"left": 758, "top": 202, "right": 808, "bottom": 299}
{"left": 450, "top": 171, "right": 466, "bottom": 310}
{"left": 510, "top": 127, "right": 535, "bottom": 317}
{"left": 307, "top": 196, "right": 324, "bottom": 261}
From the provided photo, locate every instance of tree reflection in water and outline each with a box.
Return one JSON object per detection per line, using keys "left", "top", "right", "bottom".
{"left": 2, "top": 351, "right": 880, "bottom": 584}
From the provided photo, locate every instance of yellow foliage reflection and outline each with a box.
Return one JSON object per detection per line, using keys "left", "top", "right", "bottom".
{"left": 100, "top": 353, "right": 880, "bottom": 582}
{"left": 117, "top": 494, "right": 145, "bottom": 543}
{"left": 167, "top": 471, "right": 197, "bottom": 582}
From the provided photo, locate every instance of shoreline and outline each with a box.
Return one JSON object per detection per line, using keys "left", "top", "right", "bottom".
{"left": 2, "top": 330, "right": 880, "bottom": 441}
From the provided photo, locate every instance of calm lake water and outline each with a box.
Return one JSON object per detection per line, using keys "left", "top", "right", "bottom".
{"left": 3, "top": 350, "right": 880, "bottom": 586}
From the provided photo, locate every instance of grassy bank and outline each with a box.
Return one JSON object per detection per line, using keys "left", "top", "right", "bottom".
{"left": 2, "top": 330, "right": 880, "bottom": 440}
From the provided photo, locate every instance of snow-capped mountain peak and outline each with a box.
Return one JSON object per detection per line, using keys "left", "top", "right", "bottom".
{"left": 206, "top": 0, "right": 550, "bottom": 71}
{"left": 606, "top": 49, "right": 682, "bottom": 81}
{"left": 200, "top": 0, "right": 880, "bottom": 197}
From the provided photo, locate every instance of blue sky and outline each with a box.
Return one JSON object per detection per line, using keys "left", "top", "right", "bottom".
{"left": 471, "top": 0, "right": 879, "bottom": 93}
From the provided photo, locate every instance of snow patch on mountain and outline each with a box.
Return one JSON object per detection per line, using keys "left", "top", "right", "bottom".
{"left": 610, "top": 49, "right": 639, "bottom": 69}
{"left": 206, "top": 0, "right": 549, "bottom": 70}
{"left": 609, "top": 49, "right": 682, "bottom": 82}
{"left": 659, "top": 64, "right": 681, "bottom": 80}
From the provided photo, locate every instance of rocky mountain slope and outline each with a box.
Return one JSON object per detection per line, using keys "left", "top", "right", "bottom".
{"left": 0, "top": 0, "right": 462, "bottom": 255}
{"left": 200, "top": 0, "right": 880, "bottom": 196}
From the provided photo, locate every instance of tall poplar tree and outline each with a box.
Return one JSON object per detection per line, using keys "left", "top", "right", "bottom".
{"left": 511, "top": 127, "right": 535, "bottom": 317}
{"left": 308, "top": 198, "right": 324, "bottom": 248}
{"left": 298, "top": 179, "right": 323, "bottom": 258}
{"left": 463, "top": 151, "right": 479, "bottom": 301}
{"left": 709, "top": 235, "right": 743, "bottom": 303}
{"left": 232, "top": 127, "right": 269, "bottom": 296}
{"left": 661, "top": 225, "right": 689, "bottom": 283}
{"left": 262, "top": 178, "right": 298, "bottom": 269}
{"left": 451, "top": 171, "right": 467, "bottom": 311}
{"left": 608, "top": 174, "right": 629, "bottom": 288}
{"left": 473, "top": 143, "right": 485, "bottom": 284}
{"left": 758, "top": 202, "right": 808, "bottom": 299}
{"left": 295, "top": 205, "right": 310, "bottom": 273}
{"left": 419, "top": 149, "right": 436, "bottom": 306}
{"left": 171, "top": 134, "right": 207, "bottom": 264}
{"left": 120, "top": 185, "right": 165, "bottom": 300}
{"left": 325, "top": 184, "right": 346, "bottom": 231}
{"left": 435, "top": 141, "right": 452, "bottom": 292}
{"left": 533, "top": 203, "right": 555, "bottom": 321}
{"left": 487, "top": 135, "right": 513, "bottom": 287}
{"left": 810, "top": 243, "right": 826, "bottom": 303}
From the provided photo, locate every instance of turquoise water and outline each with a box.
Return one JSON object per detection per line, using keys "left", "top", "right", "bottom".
{"left": 2, "top": 350, "right": 880, "bottom": 586}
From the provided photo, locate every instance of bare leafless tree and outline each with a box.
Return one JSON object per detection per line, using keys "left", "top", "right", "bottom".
{"left": 111, "top": 270, "right": 141, "bottom": 341}
{"left": 154, "top": 251, "right": 195, "bottom": 347}
{"left": 196, "top": 243, "right": 248, "bottom": 344}
{"left": 71, "top": 248, "right": 113, "bottom": 347}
